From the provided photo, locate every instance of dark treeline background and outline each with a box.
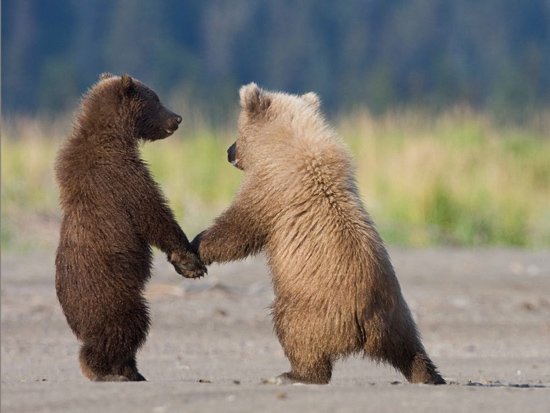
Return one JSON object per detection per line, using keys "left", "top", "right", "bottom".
{"left": 2, "top": 0, "right": 550, "bottom": 118}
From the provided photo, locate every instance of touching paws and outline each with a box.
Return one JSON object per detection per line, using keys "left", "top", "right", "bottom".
{"left": 168, "top": 250, "right": 207, "bottom": 279}
{"left": 190, "top": 231, "right": 212, "bottom": 266}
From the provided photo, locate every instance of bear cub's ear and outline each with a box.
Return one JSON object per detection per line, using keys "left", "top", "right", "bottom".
{"left": 240, "top": 83, "right": 271, "bottom": 114}
{"left": 302, "top": 92, "right": 321, "bottom": 109}
{"left": 120, "top": 74, "right": 135, "bottom": 95}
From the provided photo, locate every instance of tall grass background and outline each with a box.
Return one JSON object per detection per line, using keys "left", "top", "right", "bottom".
{"left": 2, "top": 109, "right": 549, "bottom": 251}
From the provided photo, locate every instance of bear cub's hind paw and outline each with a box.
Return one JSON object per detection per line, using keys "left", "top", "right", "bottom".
{"left": 262, "top": 373, "right": 311, "bottom": 385}
{"left": 169, "top": 250, "right": 207, "bottom": 279}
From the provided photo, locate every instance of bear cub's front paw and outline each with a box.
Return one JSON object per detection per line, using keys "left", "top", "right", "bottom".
{"left": 190, "top": 231, "right": 214, "bottom": 266}
{"left": 168, "top": 250, "right": 207, "bottom": 279}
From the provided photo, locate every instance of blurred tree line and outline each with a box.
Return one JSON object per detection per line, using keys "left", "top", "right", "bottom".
{"left": 2, "top": 0, "right": 549, "bottom": 118}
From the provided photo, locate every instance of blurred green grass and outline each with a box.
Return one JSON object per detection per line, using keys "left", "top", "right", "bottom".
{"left": 1, "top": 109, "right": 549, "bottom": 250}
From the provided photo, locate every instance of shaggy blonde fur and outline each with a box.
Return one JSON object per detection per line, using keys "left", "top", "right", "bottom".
{"left": 193, "top": 83, "right": 444, "bottom": 385}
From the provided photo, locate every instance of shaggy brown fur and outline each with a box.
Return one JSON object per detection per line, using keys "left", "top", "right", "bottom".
{"left": 55, "top": 73, "right": 206, "bottom": 382}
{"left": 193, "top": 83, "right": 445, "bottom": 385}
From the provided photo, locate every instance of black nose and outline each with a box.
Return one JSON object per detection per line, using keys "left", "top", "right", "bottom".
{"left": 175, "top": 115, "right": 182, "bottom": 124}
{"left": 227, "top": 142, "right": 236, "bottom": 163}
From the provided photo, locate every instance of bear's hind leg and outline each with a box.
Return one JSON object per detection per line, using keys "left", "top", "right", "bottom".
{"left": 79, "top": 343, "right": 128, "bottom": 382}
{"left": 364, "top": 314, "right": 445, "bottom": 384}
{"left": 80, "top": 344, "right": 146, "bottom": 382}
{"left": 78, "top": 303, "right": 149, "bottom": 382}
{"left": 267, "top": 353, "right": 332, "bottom": 385}
{"left": 405, "top": 351, "right": 445, "bottom": 384}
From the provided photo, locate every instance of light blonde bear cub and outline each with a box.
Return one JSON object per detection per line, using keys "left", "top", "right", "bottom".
{"left": 192, "top": 83, "right": 445, "bottom": 385}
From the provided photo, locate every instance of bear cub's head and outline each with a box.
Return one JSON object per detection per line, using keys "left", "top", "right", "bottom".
{"left": 227, "top": 82, "right": 321, "bottom": 171}
{"left": 93, "top": 73, "right": 182, "bottom": 141}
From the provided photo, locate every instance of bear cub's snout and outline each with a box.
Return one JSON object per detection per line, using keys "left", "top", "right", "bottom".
{"left": 227, "top": 142, "right": 242, "bottom": 169}
{"left": 165, "top": 113, "right": 182, "bottom": 134}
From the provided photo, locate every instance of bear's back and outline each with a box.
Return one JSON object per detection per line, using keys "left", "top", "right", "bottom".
{"left": 56, "top": 133, "right": 147, "bottom": 251}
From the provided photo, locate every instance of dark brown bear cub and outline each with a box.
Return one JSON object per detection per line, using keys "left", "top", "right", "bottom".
{"left": 55, "top": 73, "right": 206, "bottom": 382}
{"left": 193, "top": 83, "right": 444, "bottom": 385}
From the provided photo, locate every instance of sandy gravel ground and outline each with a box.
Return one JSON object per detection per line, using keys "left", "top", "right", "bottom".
{"left": 1, "top": 247, "right": 549, "bottom": 412}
